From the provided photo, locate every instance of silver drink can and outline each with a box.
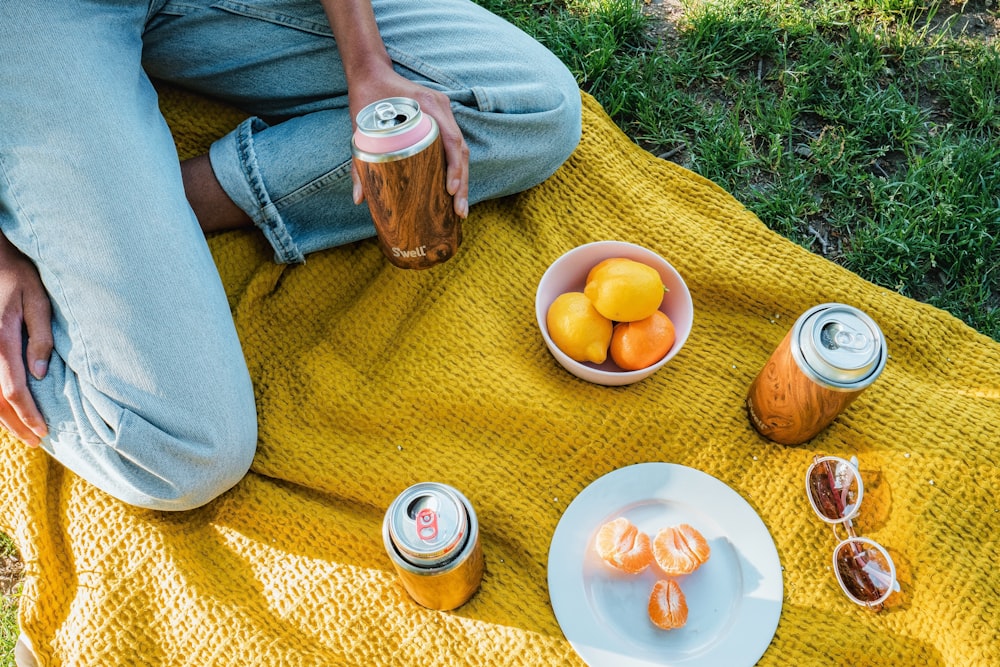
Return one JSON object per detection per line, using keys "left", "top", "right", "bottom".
{"left": 382, "top": 482, "right": 484, "bottom": 610}
{"left": 746, "top": 303, "right": 888, "bottom": 444}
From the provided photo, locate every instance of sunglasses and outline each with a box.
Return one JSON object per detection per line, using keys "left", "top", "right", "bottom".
{"left": 805, "top": 455, "right": 900, "bottom": 610}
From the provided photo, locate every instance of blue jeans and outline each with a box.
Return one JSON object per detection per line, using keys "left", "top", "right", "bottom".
{"left": 0, "top": 0, "right": 581, "bottom": 510}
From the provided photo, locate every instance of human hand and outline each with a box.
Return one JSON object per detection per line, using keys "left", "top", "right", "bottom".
{"left": 349, "top": 74, "right": 470, "bottom": 219}
{"left": 0, "top": 232, "right": 52, "bottom": 446}
{"left": 317, "top": 0, "right": 469, "bottom": 219}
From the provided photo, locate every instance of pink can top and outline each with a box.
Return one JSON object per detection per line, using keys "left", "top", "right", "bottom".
{"left": 353, "top": 98, "right": 435, "bottom": 155}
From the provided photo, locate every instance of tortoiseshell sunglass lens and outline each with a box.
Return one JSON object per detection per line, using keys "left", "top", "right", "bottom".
{"left": 834, "top": 538, "right": 895, "bottom": 607}
{"left": 807, "top": 458, "right": 860, "bottom": 522}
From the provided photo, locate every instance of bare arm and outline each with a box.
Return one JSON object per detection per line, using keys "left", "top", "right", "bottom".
{"left": 0, "top": 230, "right": 51, "bottom": 446}
{"left": 319, "top": 0, "right": 469, "bottom": 218}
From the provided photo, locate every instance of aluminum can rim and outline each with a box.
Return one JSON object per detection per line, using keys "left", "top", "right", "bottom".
{"left": 355, "top": 97, "right": 422, "bottom": 135}
{"left": 384, "top": 482, "right": 474, "bottom": 569}
{"left": 352, "top": 97, "right": 439, "bottom": 162}
{"left": 790, "top": 303, "right": 887, "bottom": 390}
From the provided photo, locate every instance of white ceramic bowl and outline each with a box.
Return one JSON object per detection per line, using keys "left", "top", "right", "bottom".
{"left": 535, "top": 241, "right": 693, "bottom": 386}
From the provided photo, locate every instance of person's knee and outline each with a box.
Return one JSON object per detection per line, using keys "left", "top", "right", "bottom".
{"left": 539, "top": 84, "right": 583, "bottom": 170}
{"left": 43, "top": 386, "right": 259, "bottom": 512}
{"left": 504, "top": 83, "right": 583, "bottom": 194}
{"left": 160, "top": 437, "right": 257, "bottom": 512}
{"left": 119, "top": 401, "right": 259, "bottom": 512}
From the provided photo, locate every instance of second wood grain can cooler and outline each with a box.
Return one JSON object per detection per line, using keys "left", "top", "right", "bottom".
{"left": 746, "top": 303, "right": 887, "bottom": 445}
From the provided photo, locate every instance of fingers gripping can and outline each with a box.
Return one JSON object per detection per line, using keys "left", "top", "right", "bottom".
{"left": 352, "top": 98, "right": 463, "bottom": 270}
{"left": 746, "top": 303, "right": 887, "bottom": 445}
{"left": 383, "top": 482, "right": 484, "bottom": 610}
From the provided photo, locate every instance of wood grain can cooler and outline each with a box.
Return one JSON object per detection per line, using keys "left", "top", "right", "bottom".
{"left": 746, "top": 303, "right": 887, "bottom": 445}
{"left": 352, "top": 97, "right": 463, "bottom": 270}
{"left": 382, "top": 482, "right": 484, "bottom": 610}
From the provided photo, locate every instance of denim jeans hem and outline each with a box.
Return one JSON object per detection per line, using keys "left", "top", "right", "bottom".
{"left": 210, "top": 117, "right": 305, "bottom": 264}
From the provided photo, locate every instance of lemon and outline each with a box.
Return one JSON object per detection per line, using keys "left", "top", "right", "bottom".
{"left": 584, "top": 258, "right": 665, "bottom": 322}
{"left": 546, "top": 292, "right": 613, "bottom": 363}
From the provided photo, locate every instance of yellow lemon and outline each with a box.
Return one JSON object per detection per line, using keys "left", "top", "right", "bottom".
{"left": 584, "top": 258, "right": 665, "bottom": 322}
{"left": 546, "top": 292, "right": 613, "bottom": 364}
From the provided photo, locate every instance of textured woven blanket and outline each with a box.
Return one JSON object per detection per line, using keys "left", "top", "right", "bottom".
{"left": 2, "top": 86, "right": 998, "bottom": 667}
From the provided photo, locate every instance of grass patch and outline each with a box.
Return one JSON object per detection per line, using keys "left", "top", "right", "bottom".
{"left": 1, "top": 534, "right": 20, "bottom": 667}
{"left": 479, "top": 0, "right": 1000, "bottom": 340}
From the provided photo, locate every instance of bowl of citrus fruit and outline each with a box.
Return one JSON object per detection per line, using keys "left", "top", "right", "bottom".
{"left": 535, "top": 241, "right": 693, "bottom": 386}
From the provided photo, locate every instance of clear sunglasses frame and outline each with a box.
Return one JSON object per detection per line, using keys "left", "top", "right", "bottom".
{"left": 805, "top": 455, "right": 900, "bottom": 610}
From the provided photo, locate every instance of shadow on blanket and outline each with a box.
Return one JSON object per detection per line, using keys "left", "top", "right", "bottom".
{"left": 1, "top": 84, "right": 998, "bottom": 666}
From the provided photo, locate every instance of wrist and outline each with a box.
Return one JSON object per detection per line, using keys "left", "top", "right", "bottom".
{"left": 320, "top": 0, "right": 393, "bottom": 86}
{"left": 343, "top": 52, "right": 394, "bottom": 88}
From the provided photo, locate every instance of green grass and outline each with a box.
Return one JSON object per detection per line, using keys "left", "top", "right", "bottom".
{"left": 478, "top": 0, "right": 1000, "bottom": 340}
{"left": 1, "top": 534, "right": 19, "bottom": 667}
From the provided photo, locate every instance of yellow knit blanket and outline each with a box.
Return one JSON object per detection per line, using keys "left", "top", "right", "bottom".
{"left": 2, "top": 87, "right": 998, "bottom": 666}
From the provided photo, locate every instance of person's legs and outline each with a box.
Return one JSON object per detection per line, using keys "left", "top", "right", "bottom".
{"left": 0, "top": 1, "right": 257, "bottom": 510}
{"left": 143, "top": 0, "right": 582, "bottom": 263}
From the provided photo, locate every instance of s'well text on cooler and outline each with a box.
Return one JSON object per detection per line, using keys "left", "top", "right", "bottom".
{"left": 392, "top": 245, "right": 427, "bottom": 258}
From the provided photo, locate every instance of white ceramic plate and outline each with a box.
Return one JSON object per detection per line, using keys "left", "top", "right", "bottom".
{"left": 548, "top": 463, "right": 783, "bottom": 667}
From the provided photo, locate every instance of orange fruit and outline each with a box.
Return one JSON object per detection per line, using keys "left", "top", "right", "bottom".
{"left": 546, "top": 292, "right": 614, "bottom": 364}
{"left": 594, "top": 517, "right": 653, "bottom": 574}
{"left": 648, "top": 579, "right": 689, "bottom": 630}
{"left": 584, "top": 258, "right": 665, "bottom": 322}
{"left": 609, "top": 311, "right": 676, "bottom": 371}
{"left": 652, "top": 524, "right": 711, "bottom": 576}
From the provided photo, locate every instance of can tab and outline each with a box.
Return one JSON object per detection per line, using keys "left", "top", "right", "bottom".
{"left": 374, "top": 102, "right": 407, "bottom": 128}
{"left": 822, "top": 322, "right": 870, "bottom": 353}
{"left": 415, "top": 508, "right": 439, "bottom": 541}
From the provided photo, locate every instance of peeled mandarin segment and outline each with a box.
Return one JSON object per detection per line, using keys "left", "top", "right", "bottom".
{"left": 648, "top": 579, "right": 688, "bottom": 630}
{"left": 594, "top": 518, "right": 635, "bottom": 561}
{"left": 609, "top": 311, "right": 677, "bottom": 371}
{"left": 594, "top": 517, "right": 653, "bottom": 574}
{"left": 616, "top": 531, "right": 652, "bottom": 574}
{"left": 678, "top": 524, "right": 711, "bottom": 563}
{"left": 652, "top": 524, "right": 711, "bottom": 576}
{"left": 545, "top": 292, "right": 613, "bottom": 364}
{"left": 584, "top": 258, "right": 665, "bottom": 322}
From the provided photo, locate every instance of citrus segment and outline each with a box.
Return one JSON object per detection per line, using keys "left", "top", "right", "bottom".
{"left": 648, "top": 579, "right": 688, "bottom": 630}
{"left": 652, "top": 524, "right": 711, "bottom": 576}
{"left": 584, "top": 258, "right": 665, "bottom": 322}
{"left": 594, "top": 517, "right": 653, "bottom": 574}
{"left": 609, "top": 311, "right": 676, "bottom": 370}
{"left": 546, "top": 292, "right": 613, "bottom": 364}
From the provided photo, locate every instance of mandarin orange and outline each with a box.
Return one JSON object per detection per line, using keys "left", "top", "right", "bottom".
{"left": 651, "top": 524, "right": 711, "bottom": 576}
{"left": 593, "top": 517, "right": 653, "bottom": 574}
{"left": 648, "top": 579, "right": 688, "bottom": 630}
{"left": 609, "top": 311, "right": 676, "bottom": 371}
